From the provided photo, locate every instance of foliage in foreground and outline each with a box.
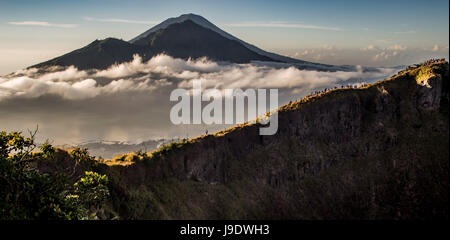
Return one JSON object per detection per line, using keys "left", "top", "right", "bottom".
{"left": 0, "top": 130, "right": 109, "bottom": 220}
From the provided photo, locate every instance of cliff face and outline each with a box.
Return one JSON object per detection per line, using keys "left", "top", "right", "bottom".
{"left": 104, "top": 62, "right": 449, "bottom": 219}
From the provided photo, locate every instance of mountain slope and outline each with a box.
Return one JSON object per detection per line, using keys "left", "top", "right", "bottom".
{"left": 31, "top": 38, "right": 144, "bottom": 70}
{"left": 98, "top": 60, "right": 448, "bottom": 219}
{"left": 130, "top": 13, "right": 309, "bottom": 64}
{"left": 132, "top": 20, "right": 275, "bottom": 63}
{"left": 29, "top": 14, "right": 327, "bottom": 70}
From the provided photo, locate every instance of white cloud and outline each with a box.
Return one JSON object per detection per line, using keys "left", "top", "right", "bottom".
{"left": 94, "top": 54, "right": 222, "bottom": 79}
{"left": 361, "top": 45, "right": 377, "bottom": 51}
{"left": 373, "top": 52, "right": 388, "bottom": 61}
{"left": 373, "top": 50, "right": 403, "bottom": 61}
{"left": 322, "top": 45, "right": 335, "bottom": 50}
{"left": 387, "top": 44, "right": 407, "bottom": 51}
{"left": 8, "top": 21, "right": 77, "bottom": 28}
{"left": 432, "top": 44, "right": 440, "bottom": 52}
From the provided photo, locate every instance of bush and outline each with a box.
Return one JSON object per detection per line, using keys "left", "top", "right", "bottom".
{"left": 0, "top": 130, "right": 109, "bottom": 220}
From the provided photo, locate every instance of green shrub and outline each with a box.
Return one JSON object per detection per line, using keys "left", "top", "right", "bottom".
{"left": 0, "top": 130, "right": 109, "bottom": 220}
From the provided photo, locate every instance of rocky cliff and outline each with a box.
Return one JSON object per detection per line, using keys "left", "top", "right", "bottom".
{"left": 101, "top": 61, "right": 448, "bottom": 219}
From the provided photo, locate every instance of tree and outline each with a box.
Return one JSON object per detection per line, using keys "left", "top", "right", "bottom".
{"left": 0, "top": 130, "right": 109, "bottom": 220}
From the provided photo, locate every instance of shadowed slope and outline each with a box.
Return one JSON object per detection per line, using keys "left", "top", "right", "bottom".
{"left": 100, "top": 60, "right": 448, "bottom": 219}
{"left": 31, "top": 38, "right": 144, "bottom": 70}
{"left": 133, "top": 20, "right": 275, "bottom": 63}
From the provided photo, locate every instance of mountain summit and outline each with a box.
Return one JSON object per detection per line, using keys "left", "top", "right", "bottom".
{"left": 129, "top": 13, "right": 224, "bottom": 43}
{"left": 31, "top": 14, "right": 317, "bottom": 70}
{"left": 129, "top": 13, "right": 307, "bottom": 64}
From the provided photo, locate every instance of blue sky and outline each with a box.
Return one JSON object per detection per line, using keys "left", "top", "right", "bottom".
{"left": 0, "top": 0, "right": 448, "bottom": 74}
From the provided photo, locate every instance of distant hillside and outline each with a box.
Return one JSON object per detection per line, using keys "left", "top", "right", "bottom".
{"left": 75, "top": 139, "right": 169, "bottom": 159}
{"left": 31, "top": 38, "right": 144, "bottom": 70}
{"left": 95, "top": 60, "right": 448, "bottom": 219}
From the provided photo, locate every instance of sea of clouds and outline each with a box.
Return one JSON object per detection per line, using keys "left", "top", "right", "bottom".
{"left": 0, "top": 54, "right": 399, "bottom": 101}
{"left": 0, "top": 54, "right": 401, "bottom": 147}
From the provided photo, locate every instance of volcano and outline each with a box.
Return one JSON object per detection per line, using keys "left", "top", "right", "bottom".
{"left": 31, "top": 13, "right": 323, "bottom": 70}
